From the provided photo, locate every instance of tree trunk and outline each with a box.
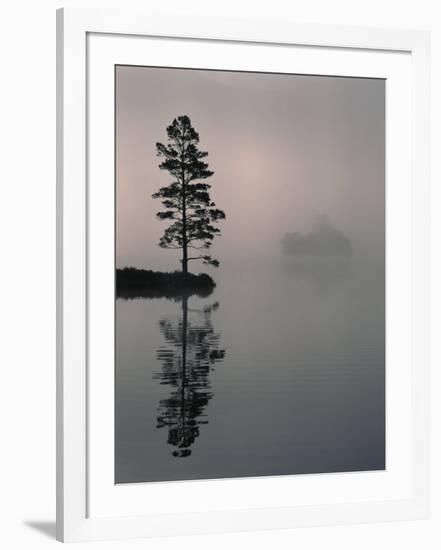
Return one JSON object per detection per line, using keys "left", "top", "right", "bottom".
{"left": 182, "top": 244, "right": 188, "bottom": 274}
{"left": 181, "top": 149, "right": 188, "bottom": 274}
{"left": 182, "top": 199, "right": 188, "bottom": 273}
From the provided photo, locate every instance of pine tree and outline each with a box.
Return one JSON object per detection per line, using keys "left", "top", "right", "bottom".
{"left": 153, "top": 116, "right": 225, "bottom": 273}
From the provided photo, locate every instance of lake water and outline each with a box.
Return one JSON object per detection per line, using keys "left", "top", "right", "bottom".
{"left": 115, "top": 258, "right": 385, "bottom": 484}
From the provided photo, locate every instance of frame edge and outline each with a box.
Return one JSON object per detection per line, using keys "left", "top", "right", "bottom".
{"left": 56, "top": 8, "right": 431, "bottom": 542}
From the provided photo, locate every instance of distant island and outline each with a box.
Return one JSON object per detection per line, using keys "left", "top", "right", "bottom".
{"left": 281, "top": 216, "right": 353, "bottom": 257}
{"left": 116, "top": 268, "right": 215, "bottom": 299}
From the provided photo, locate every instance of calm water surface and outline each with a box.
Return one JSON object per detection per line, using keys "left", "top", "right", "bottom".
{"left": 115, "top": 258, "right": 385, "bottom": 483}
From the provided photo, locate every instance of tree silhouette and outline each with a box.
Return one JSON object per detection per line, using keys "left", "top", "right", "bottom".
{"left": 153, "top": 116, "right": 225, "bottom": 273}
{"left": 154, "top": 297, "right": 225, "bottom": 457}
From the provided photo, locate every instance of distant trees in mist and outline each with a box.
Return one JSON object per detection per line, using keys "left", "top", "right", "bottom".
{"left": 281, "top": 216, "right": 353, "bottom": 257}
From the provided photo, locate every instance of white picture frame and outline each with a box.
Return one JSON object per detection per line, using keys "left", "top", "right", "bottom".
{"left": 56, "top": 7, "right": 430, "bottom": 543}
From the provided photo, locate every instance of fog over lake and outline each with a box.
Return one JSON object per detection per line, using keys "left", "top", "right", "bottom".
{"left": 116, "top": 67, "right": 384, "bottom": 269}
{"left": 115, "top": 67, "right": 385, "bottom": 483}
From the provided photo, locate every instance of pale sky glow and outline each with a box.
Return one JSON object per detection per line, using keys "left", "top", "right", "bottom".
{"left": 116, "top": 66, "right": 385, "bottom": 270}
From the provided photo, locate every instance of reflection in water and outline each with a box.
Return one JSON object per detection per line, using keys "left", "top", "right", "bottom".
{"left": 154, "top": 297, "right": 225, "bottom": 457}
{"left": 116, "top": 260, "right": 385, "bottom": 483}
{"left": 282, "top": 257, "right": 353, "bottom": 297}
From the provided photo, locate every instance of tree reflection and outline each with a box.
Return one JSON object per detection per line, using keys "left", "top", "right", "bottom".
{"left": 154, "top": 297, "right": 225, "bottom": 457}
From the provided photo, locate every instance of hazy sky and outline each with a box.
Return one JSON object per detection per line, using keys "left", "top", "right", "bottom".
{"left": 116, "top": 66, "right": 384, "bottom": 269}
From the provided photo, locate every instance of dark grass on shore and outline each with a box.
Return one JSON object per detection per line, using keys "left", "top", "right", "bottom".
{"left": 116, "top": 268, "right": 216, "bottom": 299}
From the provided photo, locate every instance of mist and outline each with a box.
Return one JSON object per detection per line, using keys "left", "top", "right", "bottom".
{"left": 116, "top": 66, "right": 384, "bottom": 270}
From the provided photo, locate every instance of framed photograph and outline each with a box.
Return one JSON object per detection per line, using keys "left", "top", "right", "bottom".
{"left": 56, "top": 8, "right": 430, "bottom": 543}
